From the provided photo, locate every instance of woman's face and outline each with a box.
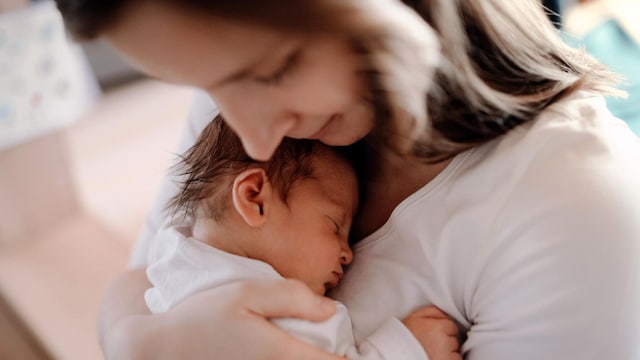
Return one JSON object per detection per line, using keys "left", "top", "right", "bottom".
{"left": 105, "top": 2, "right": 375, "bottom": 160}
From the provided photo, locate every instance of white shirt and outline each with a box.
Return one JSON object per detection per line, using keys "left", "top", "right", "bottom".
{"left": 332, "top": 91, "right": 640, "bottom": 359}
{"left": 144, "top": 225, "right": 428, "bottom": 359}
{"left": 132, "top": 90, "right": 640, "bottom": 359}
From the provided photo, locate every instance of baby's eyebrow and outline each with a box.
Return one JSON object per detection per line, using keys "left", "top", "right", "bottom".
{"left": 334, "top": 204, "right": 350, "bottom": 227}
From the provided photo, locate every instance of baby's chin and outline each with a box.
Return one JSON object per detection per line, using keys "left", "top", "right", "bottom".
{"left": 305, "top": 276, "right": 341, "bottom": 296}
{"left": 314, "top": 284, "right": 329, "bottom": 296}
{"left": 304, "top": 283, "right": 329, "bottom": 297}
{"left": 319, "top": 282, "right": 339, "bottom": 296}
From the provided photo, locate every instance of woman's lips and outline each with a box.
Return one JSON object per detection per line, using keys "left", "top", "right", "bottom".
{"left": 309, "top": 114, "right": 340, "bottom": 140}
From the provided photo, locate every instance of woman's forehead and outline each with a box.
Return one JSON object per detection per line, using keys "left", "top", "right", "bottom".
{"left": 103, "top": 1, "right": 299, "bottom": 88}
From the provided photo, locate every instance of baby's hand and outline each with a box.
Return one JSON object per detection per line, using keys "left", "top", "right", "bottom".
{"left": 403, "top": 306, "right": 461, "bottom": 360}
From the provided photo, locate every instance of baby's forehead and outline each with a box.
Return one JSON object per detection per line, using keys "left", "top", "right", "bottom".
{"left": 308, "top": 147, "right": 355, "bottom": 178}
{"left": 304, "top": 148, "right": 359, "bottom": 203}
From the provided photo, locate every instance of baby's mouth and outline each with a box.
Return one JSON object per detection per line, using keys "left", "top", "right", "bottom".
{"left": 329, "top": 271, "right": 343, "bottom": 288}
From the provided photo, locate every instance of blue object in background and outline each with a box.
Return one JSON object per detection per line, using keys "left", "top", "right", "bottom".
{"left": 567, "top": 19, "right": 640, "bottom": 136}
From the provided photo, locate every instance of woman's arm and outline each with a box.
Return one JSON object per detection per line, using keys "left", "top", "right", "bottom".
{"left": 129, "top": 90, "right": 217, "bottom": 268}
{"left": 463, "top": 124, "right": 640, "bottom": 359}
{"left": 99, "top": 271, "right": 344, "bottom": 360}
{"left": 98, "top": 268, "right": 151, "bottom": 359}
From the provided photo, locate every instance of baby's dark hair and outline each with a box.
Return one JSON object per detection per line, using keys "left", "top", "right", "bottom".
{"left": 168, "top": 114, "right": 317, "bottom": 221}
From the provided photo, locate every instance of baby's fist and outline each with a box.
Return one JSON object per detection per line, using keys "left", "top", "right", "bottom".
{"left": 403, "top": 306, "right": 461, "bottom": 360}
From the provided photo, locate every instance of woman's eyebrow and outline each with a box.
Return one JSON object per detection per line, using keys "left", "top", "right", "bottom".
{"left": 213, "top": 59, "right": 263, "bottom": 87}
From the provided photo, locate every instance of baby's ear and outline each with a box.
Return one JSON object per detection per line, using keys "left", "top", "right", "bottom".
{"left": 232, "top": 168, "right": 272, "bottom": 227}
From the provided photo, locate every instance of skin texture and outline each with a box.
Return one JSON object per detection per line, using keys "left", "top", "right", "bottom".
{"left": 195, "top": 148, "right": 359, "bottom": 296}
{"left": 65, "top": 0, "right": 639, "bottom": 358}
{"left": 403, "top": 307, "right": 462, "bottom": 360}
{"left": 237, "top": 152, "right": 357, "bottom": 296}
{"left": 104, "top": 0, "right": 450, "bottom": 238}
{"left": 99, "top": 2, "right": 459, "bottom": 359}
{"left": 99, "top": 271, "right": 344, "bottom": 360}
{"left": 105, "top": 2, "right": 375, "bottom": 161}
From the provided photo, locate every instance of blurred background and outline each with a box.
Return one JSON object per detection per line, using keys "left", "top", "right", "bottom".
{"left": 0, "top": 0, "right": 637, "bottom": 359}
{"left": 0, "top": 1, "right": 191, "bottom": 359}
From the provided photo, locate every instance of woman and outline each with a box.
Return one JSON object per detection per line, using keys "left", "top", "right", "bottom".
{"left": 55, "top": 0, "right": 640, "bottom": 359}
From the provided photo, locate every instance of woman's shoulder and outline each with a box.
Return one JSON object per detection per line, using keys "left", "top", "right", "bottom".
{"left": 451, "top": 90, "right": 640, "bottom": 233}
{"left": 478, "top": 90, "right": 640, "bottom": 233}
{"left": 386, "top": 91, "right": 638, "bottom": 232}
{"left": 533, "top": 90, "right": 632, "bottom": 134}
{"left": 490, "top": 90, "right": 639, "bottom": 176}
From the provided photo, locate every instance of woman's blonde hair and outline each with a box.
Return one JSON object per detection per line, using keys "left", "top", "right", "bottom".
{"left": 56, "top": 0, "right": 621, "bottom": 161}
{"left": 345, "top": 0, "right": 622, "bottom": 161}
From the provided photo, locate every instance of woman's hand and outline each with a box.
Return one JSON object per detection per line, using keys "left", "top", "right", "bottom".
{"left": 99, "top": 270, "right": 344, "bottom": 360}
{"left": 158, "top": 279, "right": 345, "bottom": 360}
{"left": 403, "top": 306, "right": 461, "bottom": 360}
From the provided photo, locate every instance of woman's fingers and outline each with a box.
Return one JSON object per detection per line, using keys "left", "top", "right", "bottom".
{"left": 163, "top": 279, "right": 341, "bottom": 360}
{"left": 232, "top": 279, "right": 337, "bottom": 322}
{"left": 274, "top": 334, "right": 346, "bottom": 360}
{"left": 230, "top": 316, "right": 343, "bottom": 360}
{"left": 228, "top": 279, "right": 343, "bottom": 359}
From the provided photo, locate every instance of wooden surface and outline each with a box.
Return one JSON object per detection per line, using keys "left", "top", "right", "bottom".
{"left": 0, "top": 215, "right": 129, "bottom": 360}
{"left": 0, "top": 295, "right": 51, "bottom": 360}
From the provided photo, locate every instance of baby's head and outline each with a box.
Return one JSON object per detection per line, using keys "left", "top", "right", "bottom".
{"left": 170, "top": 115, "right": 359, "bottom": 295}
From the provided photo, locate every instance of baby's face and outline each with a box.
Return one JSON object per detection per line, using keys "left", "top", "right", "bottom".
{"left": 263, "top": 149, "right": 359, "bottom": 295}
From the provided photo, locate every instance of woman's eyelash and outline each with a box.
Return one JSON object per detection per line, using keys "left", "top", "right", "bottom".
{"left": 255, "top": 50, "right": 300, "bottom": 86}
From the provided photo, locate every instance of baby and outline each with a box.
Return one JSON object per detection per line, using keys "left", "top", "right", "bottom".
{"left": 144, "top": 115, "right": 460, "bottom": 359}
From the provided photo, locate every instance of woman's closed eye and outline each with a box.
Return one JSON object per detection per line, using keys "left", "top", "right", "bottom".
{"left": 254, "top": 49, "right": 301, "bottom": 86}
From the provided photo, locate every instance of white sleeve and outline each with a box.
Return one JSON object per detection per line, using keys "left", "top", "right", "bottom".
{"left": 463, "top": 137, "right": 640, "bottom": 359}
{"left": 274, "top": 302, "right": 428, "bottom": 359}
{"left": 128, "top": 90, "right": 218, "bottom": 268}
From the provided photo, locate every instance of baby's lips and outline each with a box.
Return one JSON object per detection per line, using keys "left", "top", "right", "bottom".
{"left": 331, "top": 271, "right": 343, "bottom": 287}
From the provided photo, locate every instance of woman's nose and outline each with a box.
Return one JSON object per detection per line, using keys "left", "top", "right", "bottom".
{"left": 226, "top": 112, "right": 297, "bottom": 161}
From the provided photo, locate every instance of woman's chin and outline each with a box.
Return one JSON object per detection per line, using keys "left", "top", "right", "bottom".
{"left": 319, "top": 124, "right": 374, "bottom": 146}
